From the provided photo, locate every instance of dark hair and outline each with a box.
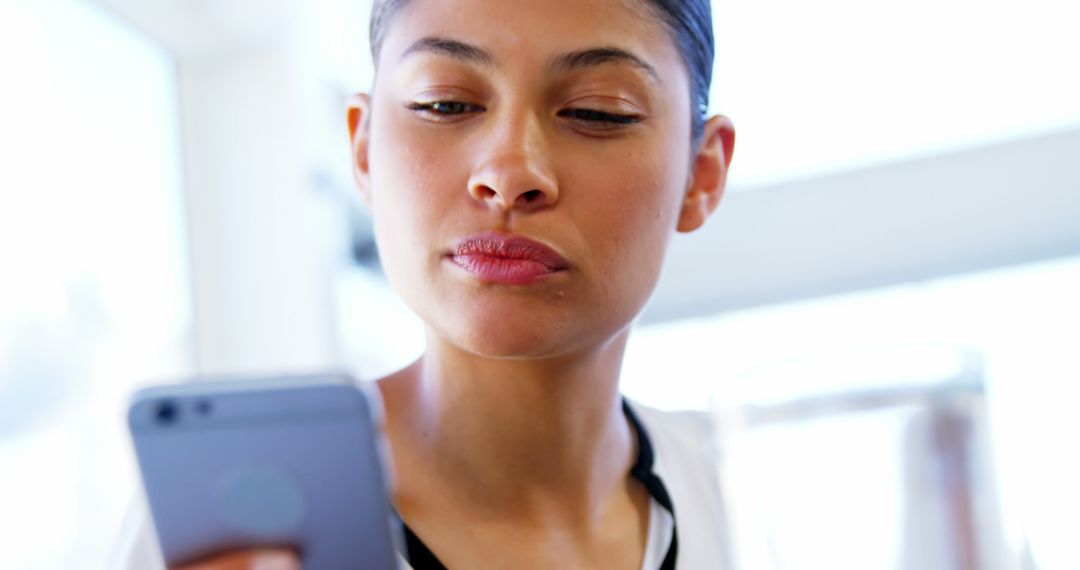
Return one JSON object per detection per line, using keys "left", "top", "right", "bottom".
{"left": 369, "top": 0, "right": 715, "bottom": 140}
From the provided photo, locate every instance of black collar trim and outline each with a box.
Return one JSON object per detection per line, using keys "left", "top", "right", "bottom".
{"left": 397, "top": 399, "right": 679, "bottom": 569}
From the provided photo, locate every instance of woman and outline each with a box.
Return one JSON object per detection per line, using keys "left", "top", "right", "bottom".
{"left": 141, "top": 0, "right": 735, "bottom": 567}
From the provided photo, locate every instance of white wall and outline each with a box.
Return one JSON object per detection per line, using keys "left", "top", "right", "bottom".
{"left": 646, "top": 127, "right": 1080, "bottom": 322}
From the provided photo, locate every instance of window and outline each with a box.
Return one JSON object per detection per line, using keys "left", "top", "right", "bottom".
{"left": 0, "top": 1, "right": 191, "bottom": 568}
{"left": 623, "top": 255, "right": 1080, "bottom": 569}
{"left": 711, "top": 0, "right": 1080, "bottom": 188}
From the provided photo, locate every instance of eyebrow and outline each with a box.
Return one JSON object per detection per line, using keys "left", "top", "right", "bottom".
{"left": 400, "top": 36, "right": 660, "bottom": 82}
{"left": 400, "top": 37, "right": 495, "bottom": 66}
{"left": 550, "top": 47, "right": 660, "bottom": 82}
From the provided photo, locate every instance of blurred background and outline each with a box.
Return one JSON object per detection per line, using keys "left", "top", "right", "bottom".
{"left": 0, "top": 0, "right": 1077, "bottom": 568}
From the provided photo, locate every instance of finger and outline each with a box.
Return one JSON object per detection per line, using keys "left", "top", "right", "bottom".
{"left": 250, "top": 547, "right": 302, "bottom": 570}
{"left": 172, "top": 547, "right": 300, "bottom": 570}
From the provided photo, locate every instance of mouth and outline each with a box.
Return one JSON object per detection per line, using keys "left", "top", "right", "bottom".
{"left": 446, "top": 231, "right": 570, "bottom": 285}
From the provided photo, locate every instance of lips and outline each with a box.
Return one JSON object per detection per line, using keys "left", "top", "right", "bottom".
{"left": 448, "top": 231, "right": 569, "bottom": 285}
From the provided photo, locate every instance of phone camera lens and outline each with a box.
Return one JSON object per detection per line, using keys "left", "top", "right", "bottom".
{"left": 154, "top": 400, "right": 179, "bottom": 425}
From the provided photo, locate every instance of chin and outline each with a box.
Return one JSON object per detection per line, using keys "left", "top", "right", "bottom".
{"left": 449, "top": 313, "right": 574, "bottom": 359}
{"left": 413, "top": 298, "right": 573, "bottom": 359}
{"left": 431, "top": 299, "right": 634, "bottom": 361}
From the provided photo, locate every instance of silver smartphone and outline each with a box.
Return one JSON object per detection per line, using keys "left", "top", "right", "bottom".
{"left": 127, "top": 372, "right": 399, "bottom": 569}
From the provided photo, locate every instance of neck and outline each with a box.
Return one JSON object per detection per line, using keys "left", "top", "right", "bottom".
{"left": 380, "top": 327, "right": 636, "bottom": 525}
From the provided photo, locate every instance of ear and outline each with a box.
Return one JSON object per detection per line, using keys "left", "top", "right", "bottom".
{"left": 347, "top": 93, "right": 373, "bottom": 208}
{"left": 676, "top": 114, "right": 735, "bottom": 233}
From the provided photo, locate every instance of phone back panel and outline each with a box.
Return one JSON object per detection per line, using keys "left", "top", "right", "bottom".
{"left": 128, "top": 374, "right": 398, "bottom": 569}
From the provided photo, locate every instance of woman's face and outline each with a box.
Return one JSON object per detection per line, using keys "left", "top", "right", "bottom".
{"left": 353, "top": 0, "right": 725, "bottom": 359}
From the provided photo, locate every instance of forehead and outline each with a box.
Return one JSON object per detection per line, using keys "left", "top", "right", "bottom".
{"left": 377, "top": 0, "right": 686, "bottom": 83}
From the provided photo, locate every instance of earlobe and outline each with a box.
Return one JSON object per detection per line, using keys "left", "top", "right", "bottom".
{"left": 347, "top": 93, "right": 373, "bottom": 208}
{"left": 676, "top": 115, "right": 735, "bottom": 233}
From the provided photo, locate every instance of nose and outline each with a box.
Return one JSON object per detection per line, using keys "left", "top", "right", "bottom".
{"left": 466, "top": 113, "right": 558, "bottom": 213}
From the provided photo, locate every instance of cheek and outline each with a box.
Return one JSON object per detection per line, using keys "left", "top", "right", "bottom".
{"left": 365, "top": 112, "right": 448, "bottom": 299}
{"left": 370, "top": 128, "right": 442, "bottom": 221}
{"left": 567, "top": 143, "right": 686, "bottom": 279}
{"left": 367, "top": 110, "right": 466, "bottom": 250}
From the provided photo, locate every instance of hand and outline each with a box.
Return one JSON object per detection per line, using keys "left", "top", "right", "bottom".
{"left": 169, "top": 547, "right": 301, "bottom": 570}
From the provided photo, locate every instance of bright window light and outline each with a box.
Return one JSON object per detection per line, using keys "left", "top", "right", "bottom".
{"left": 711, "top": 0, "right": 1080, "bottom": 188}
{"left": 0, "top": 1, "right": 190, "bottom": 568}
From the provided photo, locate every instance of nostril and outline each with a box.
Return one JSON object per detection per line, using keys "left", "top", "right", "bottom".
{"left": 520, "top": 189, "right": 543, "bottom": 203}
{"left": 475, "top": 186, "right": 498, "bottom": 201}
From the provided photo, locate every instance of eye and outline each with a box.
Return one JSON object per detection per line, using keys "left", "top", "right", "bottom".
{"left": 406, "top": 100, "right": 484, "bottom": 121}
{"left": 558, "top": 108, "right": 642, "bottom": 130}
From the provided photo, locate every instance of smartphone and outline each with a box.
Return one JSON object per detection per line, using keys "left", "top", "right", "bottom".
{"left": 127, "top": 372, "right": 400, "bottom": 569}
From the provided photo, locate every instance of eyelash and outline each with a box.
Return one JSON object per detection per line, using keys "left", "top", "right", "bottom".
{"left": 557, "top": 108, "right": 642, "bottom": 127}
{"left": 405, "top": 101, "right": 482, "bottom": 116}
{"left": 405, "top": 101, "right": 642, "bottom": 129}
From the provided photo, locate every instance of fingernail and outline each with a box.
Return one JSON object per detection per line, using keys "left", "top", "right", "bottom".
{"left": 251, "top": 549, "right": 300, "bottom": 570}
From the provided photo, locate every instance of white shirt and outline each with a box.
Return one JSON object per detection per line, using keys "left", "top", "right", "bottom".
{"left": 115, "top": 401, "right": 729, "bottom": 569}
{"left": 627, "top": 401, "right": 730, "bottom": 570}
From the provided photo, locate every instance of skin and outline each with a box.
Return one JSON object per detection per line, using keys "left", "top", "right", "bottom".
{"left": 172, "top": 0, "right": 733, "bottom": 568}
{"left": 173, "top": 548, "right": 300, "bottom": 570}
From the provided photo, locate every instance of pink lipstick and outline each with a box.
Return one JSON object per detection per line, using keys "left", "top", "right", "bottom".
{"left": 448, "top": 232, "right": 569, "bottom": 285}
